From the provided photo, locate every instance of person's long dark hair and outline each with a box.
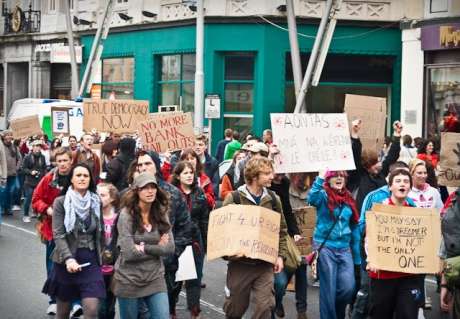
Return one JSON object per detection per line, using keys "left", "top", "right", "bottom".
{"left": 121, "top": 184, "right": 171, "bottom": 235}
{"left": 61, "top": 163, "right": 97, "bottom": 195}
{"left": 417, "top": 139, "right": 438, "bottom": 155}
{"left": 180, "top": 148, "right": 204, "bottom": 174}
{"left": 171, "top": 161, "right": 198, "bottom": 189}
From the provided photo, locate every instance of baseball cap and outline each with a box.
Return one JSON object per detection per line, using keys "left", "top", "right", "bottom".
{"left": 132, "top": 172, "right": 158, "bottom": 189}
{"left": 248, "top": 142, "right": 269, "bottom": 154}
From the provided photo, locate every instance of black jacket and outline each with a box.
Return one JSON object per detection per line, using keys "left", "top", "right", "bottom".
{"left": 106, "top": 138, "right": 136, "bottom": 191}
{"left": 348, "top": 136, "right": 401, "bottom": 210}
{"left": 270, "top": 176, "right": 300, "bottom": 236}
{"left": 22, "top": 152, "right": 47, "bottom": 188}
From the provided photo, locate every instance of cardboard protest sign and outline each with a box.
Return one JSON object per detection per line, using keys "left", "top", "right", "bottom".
{"left": 51, "top": 107, "right": 70, "bottom": 135}
{"left": 344, "top": 94, "right": 387, "bottom": 152}
{"left": 10, "top": 115, "right": 42, "bottom": 139}
{"left": 83, "top": 99, "right": 149, "bottom": 133}
{"left": 137, "top": 112, "right": 195, "bottom": 153}
{"left": 207, "top": 204, "right": 281, "bottom": 264}
{"left": 438, "top": 132, "right": 460, "bottom": 187}
{"left": 292, "top": 207, "right": 317, "bottom": 256}
{"left": 271, "top": 113, "right": 355, "bottom": 173}
{"left": 366, "top": 204, "right": 441, "bottom": 274}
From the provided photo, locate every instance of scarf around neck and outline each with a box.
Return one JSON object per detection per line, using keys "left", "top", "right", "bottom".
{"left": 323, "top": 182, "right": 359, "bottom": 223}
{"left": 64, "top": 187, "right": 101, "bottom": 233}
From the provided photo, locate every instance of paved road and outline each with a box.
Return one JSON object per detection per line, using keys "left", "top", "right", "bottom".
{"left": 0, "top": 212, "right": 446, "bottom": 319}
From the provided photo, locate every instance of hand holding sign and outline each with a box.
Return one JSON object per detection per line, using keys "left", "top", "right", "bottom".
{"left": 393, "top": 120, "right": 403, "bottom": 137}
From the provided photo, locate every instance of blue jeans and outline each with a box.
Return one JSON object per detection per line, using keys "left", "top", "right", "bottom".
{"left": 23, "top": 185, "right": 34, "bottom": 217}
{"left": 0, "top": 176, "right": 18, "bottom": 213}
{"left": 118, "top": 292, "right": 169, "bottom": 319}
{"left": 46, "top": 240, "right": 56, "bottom": 304}
{"left": 274, "top": 263, "right": 308, "bottom": 313}
{"left": 317, "top": 245, "right": 355, "bottom": 319}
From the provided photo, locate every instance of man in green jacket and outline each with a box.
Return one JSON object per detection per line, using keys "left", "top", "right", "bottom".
{"left": 223, "top": 130, "right": 242, "bottom": 161}
{"left": 222, "top": 156, "right": 288, "bottom": 319}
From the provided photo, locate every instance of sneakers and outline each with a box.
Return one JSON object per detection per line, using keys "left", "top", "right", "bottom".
{"left": 275, "top": 304, "right": 285, "bottom": 318}
{"left": 46, "top": 303, "right": 57, "bottom": 315}
{"left": 70, "top": 304, "right": 83, "bottom": 318}
{"left": 11, "top": 205, "right": 21, "bottom": 211}
{"left": 22, "top": 216, "right": 31, "bottom": 223}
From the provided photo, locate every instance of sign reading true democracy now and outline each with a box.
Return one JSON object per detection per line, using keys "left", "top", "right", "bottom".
{"left": 271, "top": 113, "right": 356, "bottom": 173}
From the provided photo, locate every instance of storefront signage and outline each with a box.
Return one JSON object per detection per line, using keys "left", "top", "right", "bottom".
{"left": 50, "top": 45, "right": 82, "bottom": 64}
{"left": 421, "top": 23, "right": 460, "bottom": 50}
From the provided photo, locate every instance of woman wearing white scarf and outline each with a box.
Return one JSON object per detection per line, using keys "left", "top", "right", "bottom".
{"left": 42, "top": 163, "right": 105, "bottom": 319}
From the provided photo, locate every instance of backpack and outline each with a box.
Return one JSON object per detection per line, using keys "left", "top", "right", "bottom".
{"left": 441, "top": 190, "right": 460, "bottom": 258}
{"left": 231, "top": 189, "right": 280, "bottom": 213}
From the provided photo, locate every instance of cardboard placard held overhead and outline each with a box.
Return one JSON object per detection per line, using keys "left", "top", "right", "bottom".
{"left": 137, "top": 112, "right": 195, "bottom": 153}
{"left": 292, "top": 207, "right": 317, "bottom": 256}
{"left": 438, "top": 132, "right": 460, "bottom": 187}
{"left": 344, "top": 94, "right": 387, "bottom": 152}
{"left": 83, "top": 99, "right": 149, "bottom": 133}
{"left": 271, "top": 113, "right": 356, "bottom": 173}
{"left": 207, "top": 204, "right": 281, "bottom": 264}
{"left": 366, "top": 204, "right": 441, "bottom": 274}
{"left": 10, "top": 115, "right": 42, "bottom": 139}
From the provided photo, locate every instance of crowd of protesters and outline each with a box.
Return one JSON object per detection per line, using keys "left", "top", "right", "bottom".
{"left": 0, "top": 110, "right": 459, "bottom": 319}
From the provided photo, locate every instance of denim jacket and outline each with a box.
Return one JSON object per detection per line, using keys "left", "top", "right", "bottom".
{"left": 308, "top": 177, "right": 361, "bottom": 265}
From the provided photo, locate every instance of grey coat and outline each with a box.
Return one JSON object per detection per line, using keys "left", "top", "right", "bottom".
{"left": 51, "top": 195, "right": 104, "bottom": 265}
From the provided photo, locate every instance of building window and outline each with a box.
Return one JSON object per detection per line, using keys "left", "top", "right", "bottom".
{"left": 158, "top": 54, "right": 195, "bottom": 113}
{"left": 223, "top": 53, "right": 255, "bottom": 138}
{"left": 426, "top": 66, "right": 460, "bottom": 137}
{"left": 101, "top": 57, "right": 134, "bottom": 99}
{"left": 51, "top": 64, "right": 71, "bottom": 100}
{"left": 429, "top": 0, "right": 448, "bottom": 13}
{"left": 284, "top": 53, "right": 392, "bottom": 113}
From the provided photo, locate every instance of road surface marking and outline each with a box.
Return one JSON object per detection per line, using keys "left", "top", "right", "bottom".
{"left": 179, "top": 292, "right": 225, "bottom": 315}
{"left": 2, "top": 222, "right": 37, "bottom": 236}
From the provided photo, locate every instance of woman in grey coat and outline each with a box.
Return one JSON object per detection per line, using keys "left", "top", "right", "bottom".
{"left": 42, "top": 162, "right": 105, "bottom": 319}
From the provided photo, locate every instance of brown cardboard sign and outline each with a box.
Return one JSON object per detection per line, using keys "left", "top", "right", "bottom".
{"left": 438, "top": 132, "right": 460, "bottom": 187}
{"left": 344, "top": 94, "right": 387, "bottom": 152}
{"left": 137, "top": 112, "right": 195, "bottom": 153}
{"left": 366, "top": 204, "right": 441, "bottom": 274}
{"left": 292, "top": 207, "right": 316, "bottom": 256}
{"left": 207, "top": 204, "right": 281, "bottom": 264}
{"left": 83, "top": 99, "right": 149, "bottom": 133}
{"left": 10, "top": 115, "right": 42, "bottom": 139}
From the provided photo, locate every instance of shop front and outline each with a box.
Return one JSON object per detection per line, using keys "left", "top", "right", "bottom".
{"left": 422, "top": 23, "right": 460, "bottom": 137}
{"left": 81, "top": 21, "right": 401, "bottom": 150}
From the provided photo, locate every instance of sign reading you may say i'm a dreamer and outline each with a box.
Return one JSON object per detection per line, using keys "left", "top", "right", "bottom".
{"left": 271, "top": 113, "right": 356, "bottom": 174}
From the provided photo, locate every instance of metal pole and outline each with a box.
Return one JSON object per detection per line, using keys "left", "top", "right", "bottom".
{"left": 63, "top": 0, "right": 79, "bottom": 98}
{"left": 194, "top": 0, "right": 205, "bottom": 133}
{"left": 78, "top": 0, "right": 113, "bottom": 97}
{"left": 286, "top": 0, "right": 304, "bottom": 110}
{"left": 293, "top": 0, "right": 334, "bottom": 113}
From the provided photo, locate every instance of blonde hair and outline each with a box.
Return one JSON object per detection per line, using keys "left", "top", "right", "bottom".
{"left": 408, "top": 158, "right": 426, "bottom": 176}
{"left": 97, "top": 183, "right": 120, "bottom": 209}
{"left": 244, "top": 157, "right": 273, "bottom": 184}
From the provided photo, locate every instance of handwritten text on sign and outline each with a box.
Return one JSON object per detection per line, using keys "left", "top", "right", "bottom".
{"left": 138, "top": 112, "right": 195, "bottom": 153}
{"left": 366, "top": 204, "right": 441, "bottom": 274}
{"left": 293, "top": 207, "right": 316, "bottom": 256}
{"left": 207, "top": 204, "right": 280, "bottom": 264}
{"left": 271, "top": 113, "right": 356, "bottom": 173}
{"left": 83, "top": 99, "right": 149, "bottom": 133}
{"left": 438, "top": 132, "right": 460, "bottom": 187}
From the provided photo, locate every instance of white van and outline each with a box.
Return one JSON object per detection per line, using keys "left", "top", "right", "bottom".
{"left": 7, "top": 98, "right": 84, "bottom": 139}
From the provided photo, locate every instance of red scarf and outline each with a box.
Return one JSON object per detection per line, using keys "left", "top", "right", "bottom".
{"left": 323, "top": 182, "right": 360, "bottom": 223}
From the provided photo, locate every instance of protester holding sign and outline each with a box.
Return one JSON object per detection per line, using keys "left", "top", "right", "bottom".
{"left": 366, "top": 169, "right": 424, "bottom": 319}
{"left": 221, "top": 156, "right": 288, "bottom": 319}
{"left": 170, "top": 161, "right": 209, "bottom": 319}
{"left": 348, "top": 120, "right": 403, "bottom": 211}
{"left": 308, "top": 170, "right": 360, "bottom": 319}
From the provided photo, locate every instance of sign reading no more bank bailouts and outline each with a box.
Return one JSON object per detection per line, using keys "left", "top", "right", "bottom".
{"left": 207, "top": 204, "right": 281, "bottom": 265}
{"left": 271, "top": 113, "right": 356, "bottom": 173}
{"left": 137, "top": 112, "right": 195, "bottom": 153}
{"left": 83, "top": 99, "right": 149, "bottom": 133}
{"left": 366, "top": 204, "right": 441, "bottom": 274}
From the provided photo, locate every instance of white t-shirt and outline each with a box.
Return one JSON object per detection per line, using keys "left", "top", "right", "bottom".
{"left": 408, "top": 184, "right": 443, "bottom": 210}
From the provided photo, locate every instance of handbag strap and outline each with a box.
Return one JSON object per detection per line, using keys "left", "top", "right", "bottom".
{"left": 316, "top": 209, "right": 343, "bottom": 254}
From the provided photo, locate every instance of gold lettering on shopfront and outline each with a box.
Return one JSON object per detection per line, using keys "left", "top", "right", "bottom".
{"left": 440, "top": 26, "right": 460, "bottom": 47}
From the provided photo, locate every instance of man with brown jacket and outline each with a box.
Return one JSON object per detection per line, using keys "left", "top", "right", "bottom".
{"left": 222, "top": 156, "right": 288, "bottom": 319}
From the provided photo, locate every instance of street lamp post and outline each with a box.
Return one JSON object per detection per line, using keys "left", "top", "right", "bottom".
{"left": 193, "top": 0, "right": 204, "bottom": 133}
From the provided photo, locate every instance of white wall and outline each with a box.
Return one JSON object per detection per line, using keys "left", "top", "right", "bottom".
{"left": 400, "top": 28, "right": 424, "bottom": 138}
